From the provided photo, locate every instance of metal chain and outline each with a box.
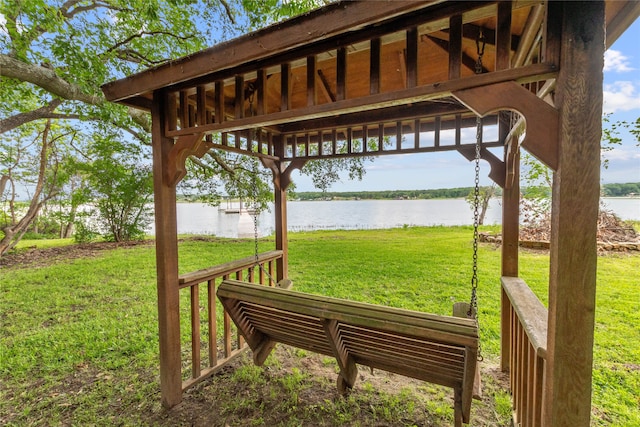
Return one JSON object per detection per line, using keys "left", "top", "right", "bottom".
{"left": 248, "top": 93, "right": 276, "bottom": 285}
{"left": 249, "top": 94, "right": 261, "bottom": 278}
{"left": 469, "top": 29, "right": 485, "bottom": 361}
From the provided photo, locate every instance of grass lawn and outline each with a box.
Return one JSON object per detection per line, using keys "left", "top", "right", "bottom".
{"left": 1, "top": 227, "right": 638, "bottom": 426}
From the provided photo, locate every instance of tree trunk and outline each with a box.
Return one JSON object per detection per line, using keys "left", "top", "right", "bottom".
{"left": 478, "top": 184, "right": 496, "bottom": 225}
{"left": 0, "top": 120, "right": 56, "bottom": 256}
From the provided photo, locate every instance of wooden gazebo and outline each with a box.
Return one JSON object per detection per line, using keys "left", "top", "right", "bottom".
{"left": 102, "top": 1, "right": 639, "bottom": 425}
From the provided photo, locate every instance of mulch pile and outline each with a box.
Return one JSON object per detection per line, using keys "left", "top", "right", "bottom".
{"left": 483, "top": 208, "right": 639, "bottom": 251}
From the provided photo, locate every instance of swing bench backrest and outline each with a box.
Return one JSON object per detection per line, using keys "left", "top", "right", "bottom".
{"left": 217, "top": 279, "right": 479, "bottom": 426}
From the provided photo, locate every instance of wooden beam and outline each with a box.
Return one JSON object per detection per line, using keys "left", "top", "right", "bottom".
{"left": 496, "top": 1, "right": 512, "bottom": 71}
{"left": 317, "top": 69, "right": 336, "bottom": 102}
{"left": 196, "top": 85, "right": 206, "bottom": 126}
{"left": 448, "top": 15, "right": 463, "bottom": 79}
{"left": 165, "top": 63, "right": 557, "bottom": 137}
{"left": 235, "top": 75, "right": 244, "bottom": 119}
{"left": 307, "top": 55, "right": 317, "bottom": 107}
{"left": 427, "top": 35, "right": 489, "bottom": 75}
{"left": 215, "top": 81, "right": 224, "bottom": 124}
{"left": 406, "top": 27, "right": 418, "bottom": 88}
{"left": 336, "top": 47, "right": 347, "bottom": 101}
{"left": 544, "top": 2, "right": 604, "bottom": 426}
{"left": 257, "top": 68, "right": 266, "bottom": 116}
{"left": 370, "top": 38, "right": 381, "bottom": 95}
{"left": 281, "top": 63, "right": 291, "bottom": 111}
{"left": 606, "top": 1, "right": 640, "bottom": 48}
{"left": 151, "top": 90, "right": 182, "bottom": 409}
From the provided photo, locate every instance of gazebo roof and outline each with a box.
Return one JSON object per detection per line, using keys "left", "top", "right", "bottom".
{"left": 101, "top": 0, "right": 639, "bottom": 170}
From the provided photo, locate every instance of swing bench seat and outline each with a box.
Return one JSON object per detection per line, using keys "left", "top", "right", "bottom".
{"left": 217, "top": 279, "right": 479, "bottom": 426}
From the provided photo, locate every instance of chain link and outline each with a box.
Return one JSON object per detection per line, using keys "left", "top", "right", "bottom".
{"left": 248, "top": 94, "right": 276, "bottom": 285}
{"left": 469, "top": 28, "right": 486, "bottom": 361}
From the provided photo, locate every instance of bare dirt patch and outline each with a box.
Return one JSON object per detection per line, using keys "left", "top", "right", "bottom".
{"left": 146, "top": 346, "right": 511, "bottom": 427}
{"left": 0, "top": 240, "right": 154, "bottom": 269}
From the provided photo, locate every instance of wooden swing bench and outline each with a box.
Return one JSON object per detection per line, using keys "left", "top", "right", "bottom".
{"left": 217, "top": 279, "right": 480, "bottom": 426}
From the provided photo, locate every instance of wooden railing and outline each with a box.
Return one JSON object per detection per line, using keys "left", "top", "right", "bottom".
{"left": 502, "top": 276, "right": 548, "bottom": 427}
{"left": 177, "top": 250, "right": 283, "bottom": 390}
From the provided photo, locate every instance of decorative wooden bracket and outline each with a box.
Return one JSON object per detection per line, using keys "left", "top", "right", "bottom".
{"left": 164, "top": 132, "right": 209, "bottom": 187}
{"left": 457, "top": 145, "right": 506, "bottom": 189}
{"left": 453, "top": 81, "right": 559, "bottom": 171}
{"left": 261, "top": 158, "right": 308, "bottom": 191}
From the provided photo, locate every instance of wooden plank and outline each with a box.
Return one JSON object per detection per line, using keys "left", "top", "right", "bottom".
{"left": 545, "top": 3, "right": 604, "bottom": 425}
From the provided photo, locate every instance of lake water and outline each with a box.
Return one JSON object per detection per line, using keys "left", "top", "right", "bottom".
{"left": 147, "top": 197, "right": 639, "bottom": 238}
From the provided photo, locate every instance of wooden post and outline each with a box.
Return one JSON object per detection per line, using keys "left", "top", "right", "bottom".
{"left": 151, "top": 90, "right": 182, "bottom": 408}
{"left": 501, "top": 141, "right": 519, "bottom": 372}
{"left": 544, "top": 2, "right": 604, "bottom": 426}
{"left": 273, "top": 136, "right": 288, "bottom": 282}
{"left": 497, "top": 0, "right": 515, "bottom": 373}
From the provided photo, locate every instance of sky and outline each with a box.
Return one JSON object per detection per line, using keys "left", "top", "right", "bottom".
{"left": 290, "top": 18, "right": 640, "bottom": 192}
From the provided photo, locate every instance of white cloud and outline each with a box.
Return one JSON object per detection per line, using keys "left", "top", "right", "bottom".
{"left": 604, "top": 50, "right": 634, "bottom": 72}
{"left": 603, "top": 81, "right": 640, "bottom": 113}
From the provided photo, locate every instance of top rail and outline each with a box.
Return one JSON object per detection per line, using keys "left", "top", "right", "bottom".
{"left": 501, "top": 276, "right": 548, "bottom": 358}
{"left": 178, "top": 250, "right": 283, "bottom": 288}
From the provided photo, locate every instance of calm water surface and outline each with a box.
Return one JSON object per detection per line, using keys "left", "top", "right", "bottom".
{"left": 146, "top": 198, "right": 639, "bottom": 238}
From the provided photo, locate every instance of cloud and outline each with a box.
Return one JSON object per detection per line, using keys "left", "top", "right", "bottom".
{"left": 604, "top": 50, "right": 634, "bottom": 72}
{"left": 603, "top": 81, "right": 640, "bottom": 113}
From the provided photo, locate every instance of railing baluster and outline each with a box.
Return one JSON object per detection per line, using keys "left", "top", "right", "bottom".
{"left": 208, "top": 278, "right": 217, "bottom": 367}
{"left": 191, "top": 284, "right": 201, "bottom": 379}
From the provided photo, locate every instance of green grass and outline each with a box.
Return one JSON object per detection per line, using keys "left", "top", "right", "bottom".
{"left": 1, "top": 227, "right": 638, "bottom": 426}
{"left": 15, "top": 238, "right": 74, "bottom": 250}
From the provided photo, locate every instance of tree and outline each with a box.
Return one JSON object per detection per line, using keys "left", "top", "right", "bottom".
{"left": 465, "top": 184, "right": 497, "bottom": 225}
{"left": 0, "top": 119, "right": 74, "bottom": 255}
{"left": 519, "top": 114, "right": 639, "bottom": 237}
{"left": 1, "top": 0, "right": 366, "bottom": 253}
